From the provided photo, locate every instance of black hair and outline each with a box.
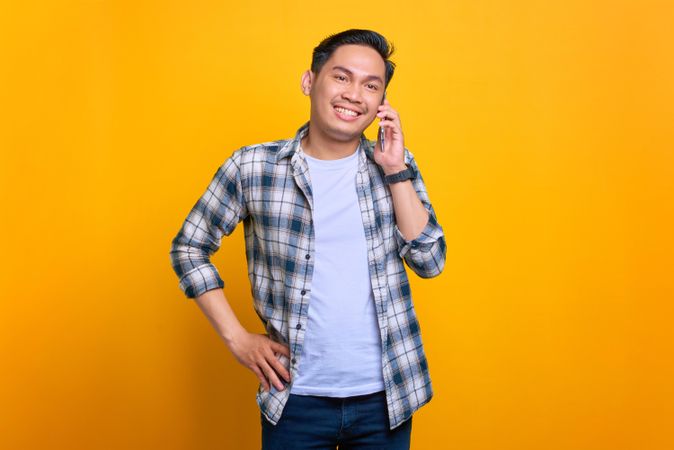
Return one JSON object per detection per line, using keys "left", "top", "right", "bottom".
{"left": 310, "top": 29, "right": 396, "bottom": 89}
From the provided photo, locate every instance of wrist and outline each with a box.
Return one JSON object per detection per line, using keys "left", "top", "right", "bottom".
{"left": 382, "top": 164, "right": 408, "bottom": 176}
{"left": 222, "top": 324, "right": 247, "bottom": 347}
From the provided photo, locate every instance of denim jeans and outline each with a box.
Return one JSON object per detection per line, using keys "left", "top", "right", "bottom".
{"left": 260, "top": 390, "right": 412, "bottom": 449}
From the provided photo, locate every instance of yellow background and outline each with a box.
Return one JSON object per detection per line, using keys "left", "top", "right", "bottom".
{"left": 2, "top": 1, "right": 673, "bottom": 449}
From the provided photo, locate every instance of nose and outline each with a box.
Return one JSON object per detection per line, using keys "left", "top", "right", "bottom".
{"left": 341, "top": 86, "right": 364, "bottom": 104}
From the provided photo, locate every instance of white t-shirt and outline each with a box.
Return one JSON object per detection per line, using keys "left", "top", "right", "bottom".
{"left": 289, "top": 147, "right": 385, "bottom": 397}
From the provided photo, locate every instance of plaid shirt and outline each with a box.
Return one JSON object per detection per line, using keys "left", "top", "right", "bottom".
{"left": 169, "top": 121, "right": 446, "bottom": 430}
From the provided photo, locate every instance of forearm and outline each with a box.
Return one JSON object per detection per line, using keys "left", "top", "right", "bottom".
{"left": 194, "top": 288, "right": 247, "bottom": 347}
{"left": 194, "top": 288, "right": 292, "bottom": 392}
{"left": 388, "top": 179, "right": 430, "bottom": 241}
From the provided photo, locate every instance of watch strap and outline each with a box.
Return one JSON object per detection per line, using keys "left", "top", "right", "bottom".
{"left": 384, "top": 165, "right": 416, "bottom": 184}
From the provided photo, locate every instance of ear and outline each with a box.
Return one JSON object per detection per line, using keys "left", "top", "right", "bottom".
{"left": 300, "top": 70, "right": 313, "bottom": 96}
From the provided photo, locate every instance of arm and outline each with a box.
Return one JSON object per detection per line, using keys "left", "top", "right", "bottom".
{"left": 389, "top": 153, "right": 447, "bottom": 278}
{"left": 194, "top": 288, "right": 291, "bottom": 392}
{"left": 385, "top": 163, "right": 429, "bottom": 241}
{"left": 374, "top": 97, "right": 446, "bottom": 278}
{"left": 168, "top": 150, "right": 290, "bottom": 391}
{"left": 169, "top": 150, "right": 246, "bottom": 299}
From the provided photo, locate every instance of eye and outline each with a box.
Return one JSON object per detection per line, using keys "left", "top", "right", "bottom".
{"left": 335, "top": 75, "right": 347, "bottom": 81}
{"left": 367, "top": 84, "right": 379, "bottom": 90}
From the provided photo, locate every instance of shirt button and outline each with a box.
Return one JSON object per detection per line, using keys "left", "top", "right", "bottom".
{"left": 296, "top": 323, "right": 302, "bottom": 330}
{"left": 291, "top": 358, "right": 297, "bottom": 365}
{"left": 301, "top": 289, "right": 306, "bottom": 295}
{"left": 305, "top": 254, "right": 310, "bottom": 260}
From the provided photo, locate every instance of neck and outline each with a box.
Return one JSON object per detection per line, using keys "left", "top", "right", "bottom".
{"left": 301, "top": 122, "right": 360, "bottom": 160}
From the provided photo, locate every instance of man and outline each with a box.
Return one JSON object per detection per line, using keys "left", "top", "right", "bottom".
{"left": 169, "top": 29, "right": 446, "bottom": 449}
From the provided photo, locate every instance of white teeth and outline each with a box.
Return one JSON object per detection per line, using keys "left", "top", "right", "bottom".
{"left": 335, "top": 106, "right": 359, "bottom": 117}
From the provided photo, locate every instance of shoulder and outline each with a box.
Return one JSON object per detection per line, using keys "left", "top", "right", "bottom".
{"left": 221, "top": 138, "right": 293, "bottom": 174}
{"left": 233, "top": 138, "right": 291, "bottom": 161}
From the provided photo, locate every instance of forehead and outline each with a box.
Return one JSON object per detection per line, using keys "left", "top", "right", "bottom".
{"left": 323, "top": 44, "right": 386, "bottom": 79}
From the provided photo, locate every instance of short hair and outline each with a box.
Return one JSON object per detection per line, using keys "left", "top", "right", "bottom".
{"left": 310, "top": 29, "right": 396, "bottom": 89}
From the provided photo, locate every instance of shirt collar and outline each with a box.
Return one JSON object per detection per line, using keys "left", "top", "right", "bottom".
{"left": 275, "top": 120, "right": 375, "bottom": 163}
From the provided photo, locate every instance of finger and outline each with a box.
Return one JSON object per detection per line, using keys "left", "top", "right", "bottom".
{"left": 377, "top": 110, "right": 401, "bottom": 127}
{"left": 376, "top": 107, "right": 397, "bottom": 119}
{"left": 252, "top": 365, "right": 271, "bottom": 392}
{"left": 377, "top": 115, "right": 401, "bottom": 132}
{"left": 259, "top": 359, "right": 286, "bottom": 391}
{"left": 377, "top": 102, "right": 397, "bottom": 113}
{"left": 272, "top": 341, "right": 290, "bottom": 357}
{"left": 378, "top": 122, "right": 403, "bottom": 145}
{"left": 268, "top": 352, "right": 291, "bottom": 382}
{"left": 251, "top": 366, "right": 270, "bottom": 392}
{"left": 378, "top": 120, "right": 401, "bottom": 134}
{"left": 266, "top": 346, "right": 291, "bottom": 382}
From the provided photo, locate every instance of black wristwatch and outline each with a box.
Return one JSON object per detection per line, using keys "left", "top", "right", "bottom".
{"left": 384, "top": 164, "right": 416, "bottom": 185}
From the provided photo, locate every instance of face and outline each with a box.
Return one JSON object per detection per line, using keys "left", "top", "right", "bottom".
{"left": 301, "top": 44, "right": 387, "bottom": 142}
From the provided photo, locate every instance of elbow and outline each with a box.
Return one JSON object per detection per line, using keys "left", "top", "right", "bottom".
{"left": 406, "top": 238, "right": 446, "bottom": 279}
{"left": 168, "top": 236, "right": 187, "bottom": 276}
{"left": 168, "top": 233, "right": 211, "bottom": 280}
{"left": 409, "top": 258, "right": 445, "bottom": 279}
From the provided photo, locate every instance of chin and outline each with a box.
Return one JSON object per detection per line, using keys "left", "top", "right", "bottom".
{"left": 313, "top": 118, "right": 355, "bottom": 140}
{"left": 330, "top": 124, "right": 365, "bottom": 141}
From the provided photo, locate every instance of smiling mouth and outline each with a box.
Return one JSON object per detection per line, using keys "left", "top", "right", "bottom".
{"left": 333, "top": 105, "right": 362, "bottom": 117}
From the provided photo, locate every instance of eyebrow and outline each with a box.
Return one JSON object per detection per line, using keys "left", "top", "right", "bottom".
{"left": 331, "top": 65, "right": 384, "bottom": 84}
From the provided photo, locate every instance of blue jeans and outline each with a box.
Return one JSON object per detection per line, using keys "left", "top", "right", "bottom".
{"left": 260, "top": 390, "right": 412, "bottom": 449}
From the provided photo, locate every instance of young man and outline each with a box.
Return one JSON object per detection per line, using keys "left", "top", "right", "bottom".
{"left": 169, "top": 29, "right": 446, "bottom": 449}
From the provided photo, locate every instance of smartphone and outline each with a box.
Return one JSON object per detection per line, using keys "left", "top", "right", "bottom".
{"left": 378, "top": 91, "right": 387, "bottom": 152}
